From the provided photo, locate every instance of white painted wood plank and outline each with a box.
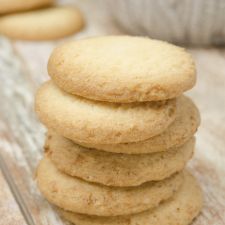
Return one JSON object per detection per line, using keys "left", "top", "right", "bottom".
{"left": 0, "top": 170, "right": 27, "bottom": 225}
{"left": 0, "top": 37, "right": 67, "bottom": 225}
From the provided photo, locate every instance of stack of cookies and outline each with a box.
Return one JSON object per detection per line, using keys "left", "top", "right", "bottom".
{"left": 0, "top": 0, "right": 84, "bottom": 40}
{"left": 35, "top": 36, "right": 203, "bottom": 225}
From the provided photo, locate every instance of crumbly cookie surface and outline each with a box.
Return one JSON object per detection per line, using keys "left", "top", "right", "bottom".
{"left": 48, "top": 36, "right": 196, "bottom": 102}
{"left": 37, "top": 156, "right": 183, "bottom": 216}
{"left": 35, "top": 81, "right": 176, "bottom": 144}
{"left": 59, "top": 172, "right": 203, "bottom": 225}
{"left": 78, "top": 96, "right": 200, "bottom": 153}
{"left": 47, "top": 132, "right": 194, "bottom": 187}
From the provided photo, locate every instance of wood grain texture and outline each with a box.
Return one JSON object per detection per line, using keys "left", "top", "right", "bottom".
{"left": 0, "top": 170, "right": 26, "bottom": 225}
{"left": 188, "top": 49, "right": 225, "bottom": 225}
{"left": 0, "top": 0, "right": 225, "bottom": 224}
{"left": 0, "top": 37, "right": 67, "bottom": 225}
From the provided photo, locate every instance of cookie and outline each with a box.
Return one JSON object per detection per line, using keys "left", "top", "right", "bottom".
{"left": 48, "top": 36, "right": 196, "bottom": 103}
{"left": 35, "top": 81, "right": 176, "bottom": 144}
{"left": 78, "top": 95, "right": 200, "bottom": 153}
{"left": 37, "top": 156, "right": 183, "bottom": 216}
{"left": 59, "top": 172, "right": 203, "bottom": 225}
{"left": 46, "top": 132, "right": 194, "bottom": 187}
{"left": 0, "top": 0, "right": 53, "bottom": 14}
{"left": 0, "top": 6, "right": 84, "bottom": 40}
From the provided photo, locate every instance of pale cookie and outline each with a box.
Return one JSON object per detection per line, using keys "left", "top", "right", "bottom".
{"left": 78, "top": 95, "right": 200, "bottom": 154}
{"left": 0, "top": 6, "right": 84, "bottom": 40}
{"left": 46, "top": 132, "right": 194, "bottom": 187}
{"left": 37, "top": 156, "right": 183, "bottom": 216}
{"left": 0, "top": 0, "right": 53, "bottom": 14}
{"left": 59, "top": 172, "right": 203, "bottom": 225}
{"left": 35, "top": 81, "right": 176, "bottom": 144}
{"left": 48, "top": 36, "right": 196, "bottom": 103}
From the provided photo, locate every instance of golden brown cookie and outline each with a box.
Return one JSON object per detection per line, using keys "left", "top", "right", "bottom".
{"left": 59, "top": 172, "right": 203, "bottom": 225}
{"left": 77, "top": 95, "right": 200, "bottom": 154}
{"left": 0, "top": 6, "right": 84, "bottom": 40}
{"left": 35, "top": 81, "right": 176, "bottom": 144}
{"left": 0, "top": 0, "right": 53, "bottom": 14}
{"left": 46, "top": 132, "right": 194, "bottom": 187}
{"left": 37, "top": 156, "right": 183, "bottom": 216}
{"left": 48, "top": 36, "right": 196, "bottom": 102}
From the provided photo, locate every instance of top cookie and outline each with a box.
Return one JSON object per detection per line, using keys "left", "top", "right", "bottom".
{"left": 0, "top": 0, "right": 54, "bottom": 14}
{"left": 48, "top": 36, "right": 196, "bottom": 103}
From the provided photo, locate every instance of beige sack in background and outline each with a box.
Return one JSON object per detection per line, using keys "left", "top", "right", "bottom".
{"left": 93, "top": 0, "right": 225, "bottom": 46}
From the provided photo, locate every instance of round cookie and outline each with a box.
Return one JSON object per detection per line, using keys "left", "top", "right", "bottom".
{"left": 59, "top": 172, "right": 203, "bottom": 225}
{"left": 35, "top": 81, "right": 176, "bottom": 144}
{"left": 37, "top": 156, "right": 183, "bottom": 216}
{"left": 46, "top": 132, "right": 194, "bottom": 187}
{"left": 0, "top": 6, "right": 84, "bottom": 40}
{"left": 78, "top": 95, "right": 200, "bottom": 154}
{"left": 0, "top": 0, "right": 53, "bottom": 14}
{"left": 48, "top": 36, "right": 196, "bottom": 103}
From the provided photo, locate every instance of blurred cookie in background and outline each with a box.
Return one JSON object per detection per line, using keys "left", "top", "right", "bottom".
{"left": 0, "top": 0, "right": 54, "bottom": 14}
{"left": 0, "top": 6, "right": 85, "bottom": 40}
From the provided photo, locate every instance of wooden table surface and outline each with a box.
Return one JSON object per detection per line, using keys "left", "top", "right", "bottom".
{"left": 0, "top": 1, "right": 225, "bottom": 225}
